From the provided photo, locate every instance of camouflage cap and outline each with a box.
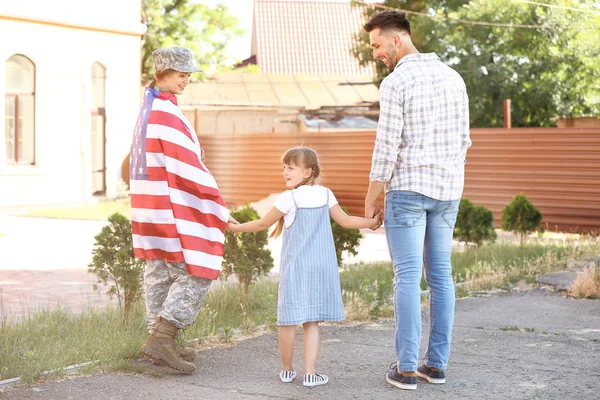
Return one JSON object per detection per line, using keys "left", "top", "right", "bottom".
{"left": 152, "top": 46, "right": 200, "bottom": 73}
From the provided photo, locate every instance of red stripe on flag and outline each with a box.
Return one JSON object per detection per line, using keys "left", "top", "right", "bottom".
{"left": 131, "top": 221, "right": 179, "bottom": 238}
{"left": 172, "top": 203, "right": 226, "bottom": 230}
{"left": 179, "top": 233, "right": 224, "bottom": 256}
{"left": 157, "top": 92, "right": 177, "bottom": 104}
{"left": 133, "top": 248, "right": 221, "bottom": 280}
{"left": 143, "top": 166, "right": 225, "bottom": 208}
{"left": 186, "top": 264, "right": 221, "bottom": 280}
{"left": 148, "top": 110, "right": 193, "bottom": 141}
{"left": 131, "top": 193, "right": 171, "bottom": 209}
{"left": 166, "top": 172, "right": 227, "bottom": 208}
{"left": 134, "top": 248, "right": 184, "bottom": 263}
{"left": 161, "top": 140, "right": 208, "bottom": 173}
{"left": 146, "top": 138, "right": 208, "bottom": 173}
{"left": 146, "top": 166, "right": 168, "bottom": 181}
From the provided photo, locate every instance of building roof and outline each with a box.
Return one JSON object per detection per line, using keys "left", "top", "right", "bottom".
{"left": 300, "top": 114, "right": 378, "bottom": 130}
{"left": 177, "top": 71, "right": 379, "bottom": 110}
{"left": 252, "top": 0, "right": 374, "bottom": 76}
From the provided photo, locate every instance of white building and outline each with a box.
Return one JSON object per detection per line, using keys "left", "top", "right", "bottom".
{"left": 0, "top": 0, "right": 145, "bottom": 206}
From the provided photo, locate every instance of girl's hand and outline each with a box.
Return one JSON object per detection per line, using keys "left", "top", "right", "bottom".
{"left": 227, "top": 222, "right": 239, "bottom": 232}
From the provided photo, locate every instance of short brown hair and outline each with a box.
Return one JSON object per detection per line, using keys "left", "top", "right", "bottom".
{"left": 155, "top": 68, "right": 177, "bottom": 80}
{"left": 364, "top": 10, "right": 411, "bottom": 35}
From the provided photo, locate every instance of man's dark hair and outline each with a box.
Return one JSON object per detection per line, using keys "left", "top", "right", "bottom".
{"left": 363, "top": 10, "right": 411, "bottom": 35}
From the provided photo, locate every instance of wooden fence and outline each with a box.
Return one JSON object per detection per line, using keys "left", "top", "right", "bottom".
{"left": 197, "top": 128, "right": 600, "bottom": 234}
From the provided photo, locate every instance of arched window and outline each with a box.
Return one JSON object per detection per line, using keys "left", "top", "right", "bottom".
{"left": 91, "top": 62, "right": 107, "bottom": 195}
{"left": 5, "top": 54, "right": 35, "bottom": 165}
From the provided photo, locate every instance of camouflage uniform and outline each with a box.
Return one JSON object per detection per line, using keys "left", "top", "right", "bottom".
{"left": 144, "top": 259, "right": 212, "bottom": 331}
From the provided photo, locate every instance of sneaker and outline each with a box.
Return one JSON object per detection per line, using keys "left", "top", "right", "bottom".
{"left": 279, "top": 369, "right": 297, "bottom": 383}
{"left": 303, "top": 373, "right": 329, "bottom": 387}
{"left": 386, "top": 363, "right": 417, "bottom": 390}
{"left": 416, "top": 364, "right": 446, "bottom": 384}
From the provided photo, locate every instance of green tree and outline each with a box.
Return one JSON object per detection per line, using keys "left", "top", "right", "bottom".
{"left": 222, "top": 206, "right": 274, "bottom": 300}
{"left": 142, "top": 0, "right": 245, "bottom": 79}
{"left": 501, "top": 193, "right": 543, "bottom": 246}
{"left": 331, "top": 206, "right": 364, "bottom": 266}
{"left": 353, "top": 0, "right": 600, "bottom": 126}
{"left": 88, "top": 213, "right": 145, "bottom": 317}
{"left": 454, "top": 198, "right": 497, "bottom": 248}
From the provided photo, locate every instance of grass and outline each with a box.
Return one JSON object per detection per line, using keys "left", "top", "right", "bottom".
{"left": 341, "top": 237, "right": 600, "bottom": 300}
{"left": 0, "top": 302, "right": 147, "bottom": 383}
{"left": 500, "top": 325, "right": 520, "bottom": 331}
{"left": 1, "top": 237, "right": 598, "bottom": 385}
{"left": 19, "top": 198, "right": 131, "bottom": 220}
{"left": 0, "top": 279, "right": 282, "bottom": 384}
{"left": 499, "top": 326, "right": 536, "bottom": 333}
{"left": 568, "top": 266, "right": 600, "bottom": 299}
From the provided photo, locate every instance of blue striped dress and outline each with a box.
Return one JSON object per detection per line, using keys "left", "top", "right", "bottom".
{"left": 277, "top": 190, "right": 345, "bottom": 326}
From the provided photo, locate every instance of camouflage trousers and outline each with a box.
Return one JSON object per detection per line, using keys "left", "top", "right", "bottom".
{"left": 144, "top": 259, "right": 212, "bottom": 331}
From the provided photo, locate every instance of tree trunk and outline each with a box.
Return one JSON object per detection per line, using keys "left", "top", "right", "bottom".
{"left": 243, "top": 281, "right": 249, "bottom": 303}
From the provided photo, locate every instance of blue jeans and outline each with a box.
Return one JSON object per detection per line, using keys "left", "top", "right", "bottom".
{"left": 384, "top": 190, "right": 460, "bottom": 372}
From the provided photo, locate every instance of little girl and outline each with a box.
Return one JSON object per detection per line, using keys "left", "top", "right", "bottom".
{"left": 227, "top": 146, "right": 380, "bottom": 387}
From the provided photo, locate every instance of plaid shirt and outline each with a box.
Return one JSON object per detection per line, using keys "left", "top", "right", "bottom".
{"left": 369, "top": 53, "right": 472, "bottom": 201}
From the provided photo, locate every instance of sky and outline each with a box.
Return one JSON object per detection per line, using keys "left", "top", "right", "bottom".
{"left": 202, "top": 0, "right": 380, "bottom": 64}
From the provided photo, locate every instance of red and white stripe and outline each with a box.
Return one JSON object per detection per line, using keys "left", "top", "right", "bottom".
{"left": 131, "top": 95, "right": 228, "bottom": 280}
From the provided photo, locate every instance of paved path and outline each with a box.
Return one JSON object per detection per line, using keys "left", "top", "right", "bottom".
{"left": 2, "top": 289, "right": 599, "bottom": 399}
{"left": 0, "top": 215, "right": 113, "bottom": 317}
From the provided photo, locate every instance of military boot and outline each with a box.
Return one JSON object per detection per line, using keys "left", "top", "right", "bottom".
{"left": 152, "top": 345, "right": 196, "bottom": 365}
{"left": 141, "top": 317, "right": 196, "bottom": 374}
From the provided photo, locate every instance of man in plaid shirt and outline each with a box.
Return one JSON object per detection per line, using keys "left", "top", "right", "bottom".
{"left": 363, "top": 10, "right": 472, "bottom": 391}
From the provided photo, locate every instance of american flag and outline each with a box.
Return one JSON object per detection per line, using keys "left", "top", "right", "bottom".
{"left": 130, "top": 88, "right": 228, "bottom": 280}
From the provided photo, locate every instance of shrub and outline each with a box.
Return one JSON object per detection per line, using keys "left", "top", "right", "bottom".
{"left": 222, "top": 206, "right": 274, "bottom": 299}
{"left": 88, "top": 212, "right": 144, "bottom": 316}
{"left": 568, "top": 264, "right": 600, "bottom": 299}
{"left": 331, "top": 206, "right": 364, "bottom": 266}
{"left": 454, "top": 198, "right": 497, "bottom": 247}
{"left": 501, "top": 193, "right": 543, "bottom": 246}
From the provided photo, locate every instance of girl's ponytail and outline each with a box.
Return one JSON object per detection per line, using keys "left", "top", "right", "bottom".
{"left": 270, "top": 217, "right": 285, "bottom": 239}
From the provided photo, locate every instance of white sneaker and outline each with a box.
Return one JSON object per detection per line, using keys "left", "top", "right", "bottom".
{"left": 279, "top": 369, "right": 296, "bottom": 383}
{"left": 303, "top": 373, "right": 329, "bottom": 387}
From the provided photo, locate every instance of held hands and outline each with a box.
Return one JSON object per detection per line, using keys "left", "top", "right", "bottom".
{"left": 365, "top": 204, "right": 383, "bottom": 231}
{"left": 227, "top": 216, "right": 240, "bottom": 233}
{"left": 369, "top": 210, "right": 382, "bottom": 230}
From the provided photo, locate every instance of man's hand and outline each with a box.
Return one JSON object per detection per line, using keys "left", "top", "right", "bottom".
{"left": 365, "top": 204, "right": 382, "bottom": 230}
{"left": 364, "top": 181, "right": 385, "bottom": 230}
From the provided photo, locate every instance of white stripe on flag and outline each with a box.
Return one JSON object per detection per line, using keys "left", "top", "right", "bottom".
{"left": 182, "top": 249, "right": 223, "bottom": 270}
{"left": 147, "top": 124, "right": 197, "bottom": 154}
{"left": 170, "top": 188, "right": 229, "bottom": 222}
{"left": 130, "top": 180, "right": 169, "bottom": 196}
{"left": 146, "top": 152, "right": 166, "bottom": 167}
{"left": 133, "top": 234, "right": 181, "bottom": 252}
{"left": 131, "top": 208, "right": 175, "bottom": 224}
{"left": 164, "top": 155, "right": 219, "bottom": 189}
{"left": 175, "top": 218, "right": 225, "bottom": 243}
